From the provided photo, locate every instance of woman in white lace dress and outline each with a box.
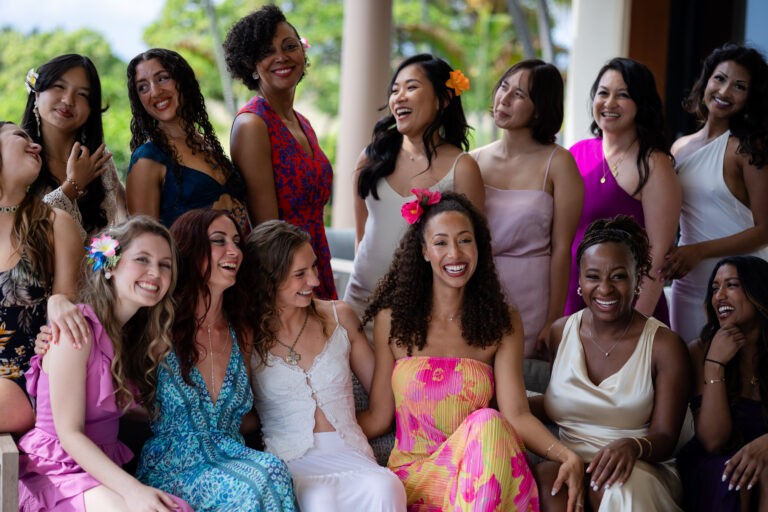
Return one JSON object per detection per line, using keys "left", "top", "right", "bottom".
{"left": 22, "top": 54, "right": 127, "bottom": 241}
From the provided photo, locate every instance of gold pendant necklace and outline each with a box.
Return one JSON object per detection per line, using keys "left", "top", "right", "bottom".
{"left": 587, "top": 311, "right": 634, "bottom": 357}
{"left": 600, "top": 139, "right": 636, "bottom": 184}
{"left": 274, "top": 309, "right": 309, "bottom": 365}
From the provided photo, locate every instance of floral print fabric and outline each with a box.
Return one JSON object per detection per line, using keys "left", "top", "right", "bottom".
{"left": 238, "top": 96, "right": 336, "bottom": 300}
{"left": 389, "top": 357, "right": 539, "bottom": 511}
{"left": 0, "top": 252, "right": 48, "bottom": 382}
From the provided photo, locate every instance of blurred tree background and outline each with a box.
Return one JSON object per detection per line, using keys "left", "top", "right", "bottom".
{"left": 0, "top": 0, "right": 569, "bottom": 179}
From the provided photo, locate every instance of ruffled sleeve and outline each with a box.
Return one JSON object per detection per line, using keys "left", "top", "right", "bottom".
{"left": 78, "top": 304, "right": 120, "bottom": 411}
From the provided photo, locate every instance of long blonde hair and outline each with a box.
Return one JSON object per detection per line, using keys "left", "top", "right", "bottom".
{"left": 78, "top": 216, "right": 178, "bottom": 413}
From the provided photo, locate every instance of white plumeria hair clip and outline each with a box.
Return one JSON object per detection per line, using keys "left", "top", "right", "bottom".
{"left": 25, "top": 68, "right": 38, "bottom": 94}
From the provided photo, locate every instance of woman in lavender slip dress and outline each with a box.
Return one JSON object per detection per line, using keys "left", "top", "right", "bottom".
{"left": 472, "top": 59, "right": 583, "bottom": 377}
{"left": 566, "top": 58, "right": 680, "bottom": 324}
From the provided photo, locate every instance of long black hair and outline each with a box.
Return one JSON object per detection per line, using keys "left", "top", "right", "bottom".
{"left": 22, "top": 54, "right": 108, "bottom": 234}
{"left": 589, "top": 58, "right": 672, "bottom": 196}
{"left": 683, "top": 44, "right": 768, "bottom": 169}
{"left": 357, "top": 54, "right": 472, "bottom": 200}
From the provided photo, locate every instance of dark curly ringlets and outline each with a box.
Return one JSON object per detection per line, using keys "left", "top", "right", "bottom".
{"left": 700, "top": 256, "right": 768, "bottom": 435}
{"left": 576, "top": 215, "right": 653, "bottom": 284}
{"left": 127, "top": 48, "right": 232, "bottom": 187}
{"left": 361, "top": 192, "right": 511, "bottom": 355}
{"left": 357, "top": 54, "right": 472, "bottom": 200}
{"left": 223, "top": 5, "right": 307, "bottom": 91}
{"left": 683, "top": 43, "right": 768, "bottom": 169}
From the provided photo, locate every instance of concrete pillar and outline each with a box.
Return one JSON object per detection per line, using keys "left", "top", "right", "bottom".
{"left": 332, "top": 0, "right": 393, "bottom": 228}
{"left": 564, "top": 0, "right": 632, "bottom": 146}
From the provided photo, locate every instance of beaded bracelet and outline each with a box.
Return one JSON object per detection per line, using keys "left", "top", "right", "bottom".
{"left": 704, "top": 358, "right": 726, "bottom": 367}
{"left": 66, "top": 177, "right": 84, "bottom": 197}
{"left": 704, "top": 378, "right": 726, "bottom": 384}
{"left": 631, "top": 437, "right": 644, "bottom": 458}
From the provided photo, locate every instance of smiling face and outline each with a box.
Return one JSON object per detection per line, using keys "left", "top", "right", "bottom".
{"left": 111, "top": 232, "right": 174, "bottom": 323}
{"left": 35, "top": 66, "right": 91, "bottom": 136}
{"left": 389, "top": 63, "right": 440, "bottom": 138}
{"left": 0, "top": 123, "right": 42, "bottom": 193}
{"left": 493, "top": 69, "right": 535, "bottom": 131}
{"left": 422, "top": 211, "right": 478, "bottom": 290}
{"left": 134, "top": 58, "right": 179, "bottom": 125}
{"left": 254, "top": 21, "right": 305, "bottom": 95}
{"left": 205, "top": 215, "right": 242, "bottom": 294}
{"left": 592, "top": 69, "right": 638, "bottom": 135}
{"left": 711, "top": 263, "right": 758, "bottom": 329}
{"left": 578, "top": 242, "right": 637, "bottom": 320}
{"left": 276, "top": 242, "right": 319, "bottom": 309}
{"left": 704, "top": 60, "right": 750, "bottom": 121}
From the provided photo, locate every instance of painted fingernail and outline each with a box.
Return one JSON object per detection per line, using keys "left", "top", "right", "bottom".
{"left": 736, "top": 485, "right": 741, "bottom": 491}
{"left": 748, "top": 483, "right": 753, "bottom": 491}
{"left": 728, "top": 484, "right": 734, "bottom": 491}
{"left": 604, "top": 484, "right": 610, "bottom": 490}
{"left": 551, "top": 489, "right": 557, "bottom": 496}
{"left": 592, "top": 484, "right": 599, "bottom": 492}
{"left": 722, "top": 473, "right": 727, "bottom": 482}
{"left": 590, "top": 481, "right": 595, "bottom": 487}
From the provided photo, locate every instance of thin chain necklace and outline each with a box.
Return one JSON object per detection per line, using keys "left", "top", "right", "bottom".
{"left": 587, "top": 310, "right": 634, "bottom": 357}
{"left": 600, "top": 139, "right": 636, "bottom": 184}
{"left": 274, "top": 308, "right": 309, "bottom": 365}
{"left": 205, "top": 322, "right": 230, "bottom": 400}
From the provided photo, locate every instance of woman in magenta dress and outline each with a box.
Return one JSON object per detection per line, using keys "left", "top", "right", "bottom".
{"left": 224, "top": 5, "right": 336, "bottom": 299}
{"left": 566, "top": 58, "right": 680, "bottom": 323}
{"left": 358, "top": 191, "right": 583, "bottom": 512}
{"left": 18, "top": 217, "right": 191, "bottom": 512}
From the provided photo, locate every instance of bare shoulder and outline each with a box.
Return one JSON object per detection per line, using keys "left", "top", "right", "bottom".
{"left": 51, "top": 207, "right": 79, "bottom": 232}
{"left": 651, "top": 322, "right": 688, "bottom": 360}
{"left": 232, "top": 111, "right": 267, "bottom": 132}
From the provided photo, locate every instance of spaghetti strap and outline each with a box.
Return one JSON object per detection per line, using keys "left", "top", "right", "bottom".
{"left": 450, "top": 151, "right": 469, "bottom": 174}
{"left": 541, "top": 147, "right": 558, "bottom": 190}
{"left": 330, "top": 300, "right": 339, "bottom": 324}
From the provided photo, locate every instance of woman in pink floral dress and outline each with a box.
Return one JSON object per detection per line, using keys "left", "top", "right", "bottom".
{"left": 358, "top": 191, "right": 584, "bottom": 512}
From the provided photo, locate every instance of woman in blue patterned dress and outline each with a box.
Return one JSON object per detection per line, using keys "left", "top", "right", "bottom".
{"left": 136, "top": 208, "right": 298, "bottom": 511}
{"left": 126, "top": 49, "right": 250, "bottom": 233}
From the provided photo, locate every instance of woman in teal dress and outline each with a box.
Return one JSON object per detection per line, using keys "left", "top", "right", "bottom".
{"left": 136, "top": 209, "right": 297, "bottom": 511}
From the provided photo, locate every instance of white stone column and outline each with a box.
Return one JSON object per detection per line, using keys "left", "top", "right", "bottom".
{"left": 332, "top": 0, "right": 393, "bottom": 228}
{"left": 564, "top": 0, "right": 632, "bottom": 146}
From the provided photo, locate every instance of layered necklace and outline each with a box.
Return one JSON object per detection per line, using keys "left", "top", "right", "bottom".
{"left": 600, "top": 139, "right": 636, "bottom": 184}
{"left": 274, "top": 308, "right": 309, "bottom": 365}
{"left": 587, "top": 310, "right": 634, "bottom": 358}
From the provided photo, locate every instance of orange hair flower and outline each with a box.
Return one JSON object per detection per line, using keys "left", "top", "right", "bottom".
{"left": 445, "top": 70, "right": 470, "bottom": 96}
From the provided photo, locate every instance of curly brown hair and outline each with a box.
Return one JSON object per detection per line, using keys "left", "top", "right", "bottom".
{"left": 362, "top": 191, "right": 511, "bottom": 355}
{"left": 169, "top": 209, "right": 252, "bottom": 385}
{"left": 245, "top": 220, "right": 325, "bottom": 366}
{"left": 127, "top": 49, "right": 232, "bottom": 186}
{"left": 576, "top": 214, "right": 653, "bottom": 284}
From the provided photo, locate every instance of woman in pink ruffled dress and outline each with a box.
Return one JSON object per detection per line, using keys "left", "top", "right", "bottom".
{"left": 18, "top": 217, "right": 191, "bottom": 512}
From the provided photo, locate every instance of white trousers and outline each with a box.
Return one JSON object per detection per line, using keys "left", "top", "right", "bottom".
{"left": 287, "top": 432, "right": 406, "bottom": 512}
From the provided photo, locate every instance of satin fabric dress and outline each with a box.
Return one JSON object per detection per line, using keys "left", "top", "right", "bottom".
{"left": 544, "top": 311, "right": 682, "bottom": 511}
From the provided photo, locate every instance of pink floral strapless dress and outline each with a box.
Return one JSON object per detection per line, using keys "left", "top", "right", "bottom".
{"left": 389, "top": 357, "right": 539, "bottom": 511}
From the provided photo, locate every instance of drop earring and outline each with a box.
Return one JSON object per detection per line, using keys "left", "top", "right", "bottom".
{"left": 577, "top": 286, "right": 582, "bottom": 296}
{"left": 33, "top": 102, "right": 41, "bottom": 138}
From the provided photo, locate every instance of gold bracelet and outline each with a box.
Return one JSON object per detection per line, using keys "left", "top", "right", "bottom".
{"left": 66, "top": 178, "right": 84, "bottom": 197}
{"left": 545, "top": 441, "right": 557, "bottom": 459}
{"left": 704, "top": 378, "right": 726, "bottom": 384}
{"left": 631, "top": 437, "right": 644, "bottom": 458}
{"left": 639, "top": 437, "right": 653, "bottom": 458}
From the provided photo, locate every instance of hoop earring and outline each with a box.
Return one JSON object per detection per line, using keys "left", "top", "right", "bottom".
{"left": 33, "top": 102, "right": 41, "bottom": 138}
{"left": 577, "top": 286, "right": 582, "bottom": 296}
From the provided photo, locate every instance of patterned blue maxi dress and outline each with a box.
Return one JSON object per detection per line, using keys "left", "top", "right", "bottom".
{"left": 136, "top": 330, "right": 298, "bottom": 511}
